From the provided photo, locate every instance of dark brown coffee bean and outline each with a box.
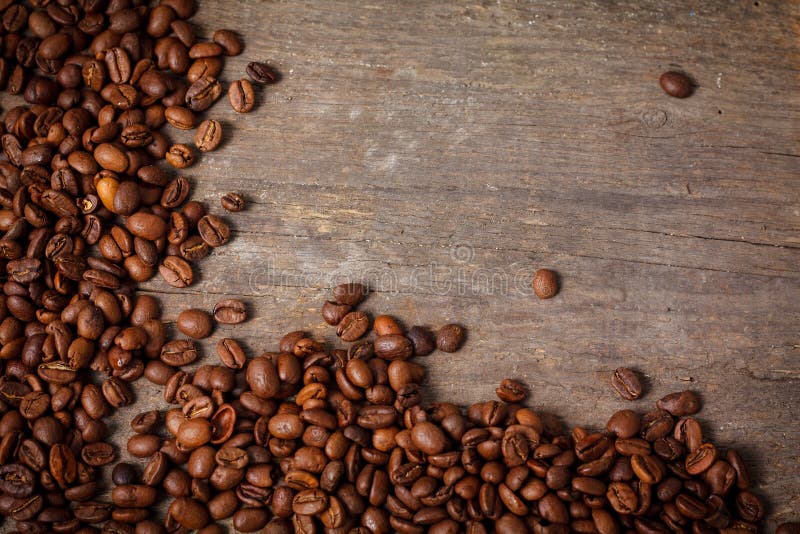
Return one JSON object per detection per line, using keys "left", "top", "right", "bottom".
{"left": 246, "top": 356, "right": 280, "bottom": 399}
{"left": 436, "top": 324, "right": 465, "bottom": 352}
{"left": 177, "top": 308, "right": 214, "bottom": 339}
{"left": 160, "top": 255, "right": 194, "bottom": 287}
{"left": 213, "top": 29, "right": 244, "bottom": 56}
{"left": 169, "top": 496, "right": 210, "bottom": 529}
{"left": 216, "top": 338, "right": 247, "bottom": 369}
{"left": 161, "top": 339, "right": 199, "bottom": 366}
{"left": 131, "top": 410, "right": 161, "bottom": 434}
{"left": 246, "top": 62, "right": 278, "bottom": 84}
{"left": 338, "top": 311, "right": 370, "bottom": 342}
{"left": 332, "top": 282, "right": 367, "bottom": 306}
{"left": 166, "top": 143, "right": 195, "bottom": 168}
{"left": 198, "top": 214, "right": 230, "bottom": 247}
{"left": 213, "top": 298, "right": 247, "bottom": 324}
{"left": 611, "top": 367, "right": 642, "bottom": 400}
{"left": 407, "top": 325, "right": 436, "bottom": 356}
{"left": 229, "top": 79, "right": 255, "bottom": 113}
{"left": 659, "top": 71, "right": 693, "bottom": 98}
{"left": 186, "top": 76, "right": 223, "bottom": 111}
{"left": 656, "top": 390, "right": 701, "bottom": 416}
{"left": 220, "top": 191, "right": 245, "bottom": 212}
{"left": 496, "top": 379, "right": 526, "bottom": 402}
{"left": 374, "top": 334, "right": 414, "bottom": 361}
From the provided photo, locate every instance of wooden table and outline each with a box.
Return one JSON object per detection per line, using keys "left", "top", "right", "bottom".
{"left": 155, "top": 0, "right": 799, "bottom": 525}
{"left": 11, "top": 0, "right": 800, "bottom": 528}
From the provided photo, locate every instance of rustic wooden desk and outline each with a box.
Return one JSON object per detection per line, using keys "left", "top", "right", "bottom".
{"left": 12, "top": 0, "right": 800, "bottom": 527}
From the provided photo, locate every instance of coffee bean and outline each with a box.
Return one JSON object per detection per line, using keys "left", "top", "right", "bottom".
{"left": 436, "top": 324, "right": 465, "bottom": 352}
{"left": 229, "top": 79, "right": 255, "bottom": 113}
{"left": 332, "top": 282, "right": 367, "bottom": 306}
{"left": 407, "top": 325, "right": 436, "bottom": 356}
{"left": 322, "top": 300, "right": 352, "bottom": 325}
{"left": 166, "top": 143, "right": 195, "bottom": 168}
{"left": 611, "top": 367, "right": 643, "bottom": 400}
{"left": 198, "top": 214, "right": 230, "bottom": 247}
{"left": 213, "top": 298, "right": 247, "bottom": 324}
{"left": 495, "top": 379, "right": 526, "bottom": 403}
{"left": 337, "top": 311, "right": 370, "bottom": 342}
{"left": 246, "top": 62, "right": 278, "bottom": 84}
{"left": 659, "top": 71, "right": 693, "bottom": 98}
{"left": 194, "top": 118, "right": 223, "bottom": 152}
{"left": 160, "top": 255, "right": 194, "bottom": 287}
{"left": 221, "top": 191, "right": 245, "bottom": 212}
{"left": 532, "top": 268, "right": 559, "bottom": 299}
{"left": 216, "top": 338, "right": 247, "bottom": 369}
{"left": 656, "top": 390, "right": 701, "bottom": 416}
{"left": 177, "top": 308, "right": 214, "bottom": 339}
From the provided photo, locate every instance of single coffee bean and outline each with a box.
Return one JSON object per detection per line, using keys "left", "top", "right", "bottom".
{"left": 213, "top": 298, "right": 247, "bottom": 324}
{"left": 177, "top": 308, "right": 214, "bottom": 339}
{"left": 436, "top": 324, "right": 465, "bottom": 352}
{"left": 611, "top": 367, "right": 643, "bottom": 400}
{"left": 407, "top": 326, "right": 436, "bottom": 356}
{"left": 229, "top": 79, "right": 255, "bottom": 113}
{"left": 194, "top": 118, "right": 223, "bottom": 152}
{"left": 656, "top": 390, "right": 701, "bottom": 416}
{"left": 220, "top": 192, "right": 245, "bottom": 212}
{"left": 659, "top": 71, "right": 693, "bottom": 98}
{"left": 332, "top": 282, "right": 367, "bottom": 306}
{"left": 198, "top": 214, "right": 230, "bottom": 247}
{"left": 322, "top": 300, "right": 352, "bottom": 325}
{"left": 246, "top": 62, "right": 278, "bottom": 84}
{"left": 532, "top": 268, "right": 559, "bottom": 299}
{"left": 338, "top": 311, "right": 370, "bottom": 342}
{"left": 495, "top": 379, "right": 526, "bottom": 403}
{"left": 166, "top": 143, "right": 195, "bottom": 168}
{"left": 216, "top": 338, "right": 247, "bottom": 369}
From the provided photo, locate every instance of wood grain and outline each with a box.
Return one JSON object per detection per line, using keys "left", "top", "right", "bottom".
{"left": 147, "top": 0, "right": 800, "bottom": 526}
{"left": 6, "top": 0, "right": 800, "bottom": 527}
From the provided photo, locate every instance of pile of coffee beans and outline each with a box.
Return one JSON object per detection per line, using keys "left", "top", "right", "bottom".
{"left": 0, "top": 0, "right": 277, "bottom": 531}
{"left": 103, "top": 282, "right": 776, "bottom": 533}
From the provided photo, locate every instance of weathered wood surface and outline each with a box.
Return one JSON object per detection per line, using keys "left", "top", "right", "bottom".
{"left": 153, "top": 0, "right": 799, "bottom": 526}
{"left": 8, "top": 0, "right": 800, "bottom": 527}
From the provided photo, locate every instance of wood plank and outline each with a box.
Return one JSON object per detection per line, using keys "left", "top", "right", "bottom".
{"left": 4, "top": 0, "right": 799, "bottom": 527}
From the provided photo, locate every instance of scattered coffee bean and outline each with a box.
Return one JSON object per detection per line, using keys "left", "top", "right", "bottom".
{"left": 195, "top": 119, "right": 223, "bottom": 152}
{"left": 229, "top": 79, "right": 256, "bottom": 113}
{"left": 436, "top": 323, "right": 465, "bottom": 352}
{"left": 533, "top": 268, "right": 559, "bottom": 299}
{"left": 221, "top": 192, "right": 245, "bottom": 212}
{"left": 176, "top": 308, "right": 214, "bottom": 339}
{"left": 246, "top": 61, "right": 278, "bottom": 84}
{"left": 213, "top": 298, "right": 247, "bottom": 324}
{"left": 659, "top": 71, "right": 693, "bottom": 98}
{"left": 611, "top": 367, "right": 643, "bottom": 400}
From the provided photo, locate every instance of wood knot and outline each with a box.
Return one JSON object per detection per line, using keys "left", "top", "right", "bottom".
{"left": 641, "top": 109, "right": 668, "bottom": 129}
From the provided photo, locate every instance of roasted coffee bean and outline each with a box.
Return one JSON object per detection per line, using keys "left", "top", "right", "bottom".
{"left": 216, "top": 338, "right": 247, "bottom": 369}
{"left": 656, "top": 390, "right": 701, "bottom": 416}
{"left": 496, "top": 379, "right": 526, "bottom": 402}
{"left": 229, "top": 79, "right": 256, "bottom": 113}
{"left": 195, "top": 119, "right": 223, "bottom": 152}
{"left": 532, "top": 268, "right": 559, "bottom": 299}
{"left": 246, "top": 62, "right": 278, "bottom": 84}
{"left": 221, "top": 191, "right": 245, "bottom": 212}
{"left": 611, "top": 367, "right": 643, "bottom": 400}
{"left": 333, "top": 282, "right": 367, "bottom": 306}
{"left": 177, "top": 308, "right": 214, "bottom": 339}
{"left": 407, "top": 325, "right": 436, "bottom": 356}
{"left": 198, "top": 214, "right": 230, "bottom": 247}
{"left": 213, "top": 298, "right": 247, "bottom": 324}
{"left": 659, "top": 71, "right": 693, "bottom": 98}
{"left": 436, "top": 324, "right": 465, "bottom": 352}
{"left": 338, "top": 311, "right": 370, "bottom": 341}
